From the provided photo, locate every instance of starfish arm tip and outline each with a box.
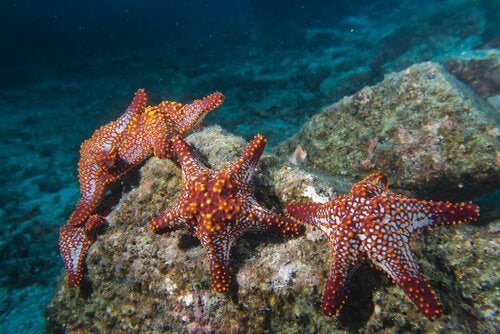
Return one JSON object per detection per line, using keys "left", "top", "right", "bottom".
{"left": 150, "top": 210, "right": 187, "bottom": 233}
{"left": 397, "top": 274, "right": 442, "bottom": 319}
{"left": 350, "top": 172, "right": 389, "bottom": 198}
{"left": 207, "top": 253, "right": 232, "bottom": 292}
{"left": 411, "top": 200, "right": 480, "bottom": 232}
{"left": 172, "top": 91, "right": 225, "bottom": 135}
{"left": 59, "top": 224, "right": 94, "bottom": 287}
{"left": 130, "top": 88, "right": 148, "bottom": 113}
{"left": 321, "top": 273, "right": 350, "bottom": 317}
{"left": 229, "top": 133, "right": 267, "bottom": 179}
{"left": 210, "top": 264, "right": 231, "bottom": 293}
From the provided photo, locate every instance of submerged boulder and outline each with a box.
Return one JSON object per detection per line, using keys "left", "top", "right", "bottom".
{"left": 46, "top": 126, "right": 497, "bottom": 333}
{"left": 444, "top": 49, "right": 500, "bottom": 98}
{"left": 275, "top": 62, "right": 499, "bottom": 200}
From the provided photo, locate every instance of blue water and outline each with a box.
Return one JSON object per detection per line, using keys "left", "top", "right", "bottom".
{"left": 0, "top": 0, "right": 497, "bottom": 332}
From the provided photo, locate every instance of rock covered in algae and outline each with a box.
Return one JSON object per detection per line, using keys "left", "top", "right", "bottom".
{"left": 46, "top": 126, "right": 497, "bottom": 333}
{"left": 444, "top": 49, "right": 500, "bottom": 98}
{"left": 275, "top": 62, "right": 499, "bottom": 199}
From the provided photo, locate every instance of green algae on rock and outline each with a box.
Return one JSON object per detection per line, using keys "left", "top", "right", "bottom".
{"left": 275, "top": 62, "right": 499, "bottom": 199}
{"left": 46, "top": 126, "right": 497, "bottom": 333}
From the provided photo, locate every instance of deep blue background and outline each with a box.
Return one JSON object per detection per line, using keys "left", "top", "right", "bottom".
{"left": 1, "top": 1, "right": 385, "bottom": 81}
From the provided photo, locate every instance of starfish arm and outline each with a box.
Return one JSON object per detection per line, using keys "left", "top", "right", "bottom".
{"left": 59, "top": 225, "right": 90, "bottom": 287}
{"left": 69, "top": 89, "right": 149, "bottom": 227}
{"left": 230, "top": 133, "right": 266, "bottom": 183}
{"left": 397, "top": 271, "right": 442, "bottom": 319}
{"left": 322, "top": 249, "right": 360, "bottom": 317}
{"left": 59, "top": 215, "right": 104, "bottom": 287}
{"left": 350, "top": 173, "right": 389, "bottom": 198}
{"left": 173, "top": 92, "right": 224, "bottom": 135}
{"left": 171, "top": 136, "right": 211, "bottom": 176}
{"left": 240, "top": 198, "right": 304, "bottom": 238}
{"left": 79, "top": 89, "right": 147, "bottom": 163}
{"left": 142, "top": 107, "right": 173, "bottom": 159}
{"left": 366, "top": 238, "right": 442, "bottom": 319}
{"left": 99, "top": 88, "right": 148, "bottom": 153}
{"left": 197, "top": 233, "right": 232, "bottom": 292}
{"left": 59, "top": 216, "right": 100, "bottom": 287}
{"left": 150, "top": 199, "right": 191, "bottom": 233}
{"left": 286, "top": 201, "right": 335, "bottom": 230}
{"left": 408, "top": 200, "right": 479, "bottom": 233}
{"left": 375, "top": 196, "right": 480, "bottom": 234}
{"left": 207, "top": 253, "right": 232, "bottom": 292}
{"left": 68, "top": 168, "right": 106, "bottom": 226}
{"left": 114, "top": 89, "right": 148, "bottom": 133}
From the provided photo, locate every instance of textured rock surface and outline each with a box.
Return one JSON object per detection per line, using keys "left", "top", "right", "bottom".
{"left": 275, "top": 62, "right": 499, "bottom": 200}
{"left": 444, "top": 49, "right": 500, "bottom": 98}
{"left": 46, "top": 126, "right": 498, "bottom": 333}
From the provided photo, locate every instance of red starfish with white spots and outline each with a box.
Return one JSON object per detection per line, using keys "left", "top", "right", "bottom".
{"left": 60, "top": 89, "right": 224, "bottom": 287}
{"left": 286, "top": 173, "right": 479, "bottom": 319}
{"left": 150, "top": 134, "right": 303, "bottom": 292}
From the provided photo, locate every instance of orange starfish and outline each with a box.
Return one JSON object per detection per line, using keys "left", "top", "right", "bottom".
{"left": 150, "top": 135, "right": 303, "bottom": 292}
{"left": 60, "top": 89, "right": 224, "bottom": 287}
{"left": 286, "top": 173, "right": 479, "bottom": 319}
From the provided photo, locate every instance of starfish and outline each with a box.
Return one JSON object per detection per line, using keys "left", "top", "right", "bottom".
{"left": 286, "top": 173, "right": 479, "bottom": 319}
{"left": 150, "top": 134, "right": 303, "bottom": 292}
{"left": 59, "top": 215, "right": 106, "bottom": 287}
{"left": 60, "top": 89, "right": 224, "bottom": 287}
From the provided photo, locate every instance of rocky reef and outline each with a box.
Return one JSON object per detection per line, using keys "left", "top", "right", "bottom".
{"left": 444, "top": 49, "right": 500, "bottom": 108}
{"left": 276, "top": 62, "right": 499, "bottom": 200}
{"left": 46, "top": 126, "right": 497, "bottom": 332}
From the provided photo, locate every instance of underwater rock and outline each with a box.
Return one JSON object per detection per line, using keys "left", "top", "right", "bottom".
{"left": 46, "top": 126, "right": 497, "bottom": 333}
{"left": 444, "top": 49, "right": 500, "bottom": 98}
{"left": 275, "top": 62, "right": 499, "bottom": 200}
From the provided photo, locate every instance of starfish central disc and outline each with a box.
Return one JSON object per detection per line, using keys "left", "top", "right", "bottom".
{"left": 286, "top": 173, "right": 479, "bottom": 319}
{"left": 150, "top": 134, "right": 303, "bottom": 292}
